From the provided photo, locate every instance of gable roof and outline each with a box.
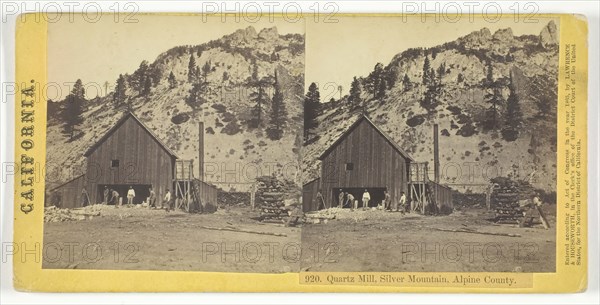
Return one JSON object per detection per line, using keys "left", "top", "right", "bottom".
{"left": 84, "top": 111, "right": 179, "bottom": 158}
{"left": 302, "top": 177, "right": 321, "bottom": 187}
{"left": 318, "top": 114, "right": 414, "bottom": 162}
{"left": 49, "top": 174, "right": 85, "bottom": 192}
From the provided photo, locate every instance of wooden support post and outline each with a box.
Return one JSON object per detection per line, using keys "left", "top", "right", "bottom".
{"left": 433, "top": 124, "right": 440, "bottom": 184}
{"left": 187, "top": 161, "right": 192, "bottom": 212}
{"left": 250, "top": 183, "right": 256, "bottom": 210}
{"left": 421, "top": 184, "right": 426, "bottom": 214}
{"left": 198, "top": 122, "right": 204, "bottom": 181}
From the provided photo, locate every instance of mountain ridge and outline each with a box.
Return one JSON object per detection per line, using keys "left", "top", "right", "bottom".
{"left": 46, "top": 26, "right": 305, "bottom": 192}
{"left": 303, "top": 21, "right": 559, "bottom": 192}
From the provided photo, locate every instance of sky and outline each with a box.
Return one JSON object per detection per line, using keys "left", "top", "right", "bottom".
{"left": 48, "top": 14, "right": 556, "bottom": 100}
{"left": 47, "top": 14, "right": 304, "bottom": 99}
{"left": 305, "top": 16, "right": 557, "bottom": 100}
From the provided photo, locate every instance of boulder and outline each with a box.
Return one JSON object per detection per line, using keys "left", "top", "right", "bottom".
{"left": 539, "top": 20, "right": 558, "bottom": 48}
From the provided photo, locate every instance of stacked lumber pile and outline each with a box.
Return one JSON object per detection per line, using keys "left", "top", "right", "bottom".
{"left": 490, "top": 177, "right": 535, "bottom": 223}
{"left": 256, "top": 176, "right": 287, "bottom": 222}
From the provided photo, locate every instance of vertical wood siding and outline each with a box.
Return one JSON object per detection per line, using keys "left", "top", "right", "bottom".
{"left": 320, "top": 119, "right": 410, "bottom": 208}
{"left": 49, "top": 175, "right": 86, "bottom": 208}
{"left": 85, "top": 116, "right": 175, "bottom": 204}
{"left": 429, "top": 181, "right": 454, "bottom": 211}
{"left": 197, "top": 179, "right": 218, "bottom": 211}
{"left": 302, "top": 178, "right": 321, "bottom": 212}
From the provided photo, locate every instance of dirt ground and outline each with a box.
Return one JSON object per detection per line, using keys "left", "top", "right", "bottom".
{"left": 300, "top": 206, "right": 556, "bottom": 273}
{"left": 43, "top": 204, "right": 556, "bottom": 273}
{"left": 43, "top": 205, "right": 301, "bottom": 272}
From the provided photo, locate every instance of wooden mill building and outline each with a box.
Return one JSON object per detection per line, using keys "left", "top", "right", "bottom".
{"left": 49, "top": 111, "right": 217, "bottom": 211}
{"left": 303, "top": 115, "right": 453, "bottom": 214}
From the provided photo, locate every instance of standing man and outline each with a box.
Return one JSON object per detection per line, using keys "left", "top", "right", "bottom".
{"left": 148, "top": 187, "right": 156, "bottom": 209}
{"left": 127, "top": 186, "right": 136, "bottom": 205}
{"left": 103, "top": 186, "right": 109, "bottom": 205}
{"left": 81, "top": 187, "right": 90, "bottom": 207}
{"left": 163, "top": 189, "right": 172, "bottom": 212}
{"left": 316, "top": 189, "right": 326, "bottom": 210}
{"left": 362, "top": 189, "right": 371, "bottom": 210}
{"left": 520, "top": 194, "right": 550, "bottom": 229}
{"left": 338, "top": 189, "right": 345, "bottom": 208}
{"left": 398, "top": 191, "right": 407, "bottom": 214}
{"left": 383, "top": 190, "right": 391, "bottom": 211}
{"left": 533, "top": 194, "right": 550, "bottom": 229}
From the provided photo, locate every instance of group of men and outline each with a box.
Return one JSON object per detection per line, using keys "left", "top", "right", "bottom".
{"left": 325, "top": 189, "right": 407, "bottom": 213}
{"left": 100, "top": 186, "right": 174, "bottom": 212}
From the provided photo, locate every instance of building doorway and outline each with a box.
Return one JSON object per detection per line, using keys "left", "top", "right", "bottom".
{"left": 332, "top": 187, "right": 388, "bottom": 208}
{"left": 98, "top": 184, "right": 152, "bottom": 205}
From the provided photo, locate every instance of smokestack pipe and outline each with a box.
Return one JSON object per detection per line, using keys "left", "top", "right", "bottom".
{"left": 433, "top": 124, "right": 440, "bottom": 183}
{"left": 199, "top": 121, "right": 204, "bottom": 181}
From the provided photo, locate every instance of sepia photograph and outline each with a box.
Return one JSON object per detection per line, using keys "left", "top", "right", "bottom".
{"left": 4, "top": 0, "right": 595, "bottom": 297}
{"left": 43, "top": 15, "right": 305, "bottom": 272}
{"left": 300, "top": 16, "right": 559, "bottom": 273}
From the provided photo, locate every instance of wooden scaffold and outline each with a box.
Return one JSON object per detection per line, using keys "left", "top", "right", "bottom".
{"left": 174, "top": 159, "right": 209, "bottom": 213}
{"left": 408, "top": 162, "right": 453, "bottom": 214}
{"left": 409, "top": 162, "right": 430, "bottom": 214}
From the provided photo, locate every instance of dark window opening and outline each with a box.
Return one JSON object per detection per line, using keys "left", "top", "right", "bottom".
{"left": 345, "top": 163, "right": 354, "bottom": 171}
{"left": 111, "top": 160, "right": 120, "bottom": 168}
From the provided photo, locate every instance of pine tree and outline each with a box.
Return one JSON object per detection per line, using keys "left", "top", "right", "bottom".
{"left": 420, "top": 68, "right": 440, "bottom": 112}
{"left": 148, "top": 64, "right": 162, "bottom": 86}
{"left": 142, "top": 76, "right": 152, "bottom": 96}
{"left": 62, "top": 79, "right": 85, "bottom": 140}
{"left": 437, "top": 62, "right": 446, "bottom": 80}
{"left": 501, "top": 75, "right": 522, "bottom": 141}
{"left": 366, "top": 63, "right": 384, "bottom": 98}
{"left": 420, "top": 57, "right": 439, "bottom": 112}
{"left": 201, "top": 60, "right": 212, "bottom": 83}
{"left": 249, "top": 83, "right": 270, "bottom": 128}
{"left": 349, "top": 77, "right": 362, "bottom": 110}
{"left": 168, "top": 71, "right": 177, "bottom": 89}
{"left": 376, "top": 77, "right": 387, "bottom": 100}
{"left": 103, "top": 81, "right": 110, "bottom": 97}
{"left": 188, "top": 54, "right": 197, "bottom": 82}
{"left": 131, "top": 60, "right": 149, "bottom": 94}
{"left": 402, "top": 73, "right": 412, "bottom": 92}
{"left": 250, "top": 62, "right": 259, "bottom": 82}
{"left": 267, "top": 70, "right": 287, "bottom": 140}
{"left": 71, "top": 79, "right": 85, "bottom": 98}
{"left": 384, "top": 66, "right": 396, "bottom": 89}
{"left": 247, "top": 65, "right": 272, "bottom": 128}
{"left": 485, "top": 59, "right": 494, "bottom": 84}
{"left": 531, "top": 76, "right": 554, "bottom": 118}
{"left": 186, "top": 82, "right": 207, "bottom": 109}
{"left": 304, "top": 82, "right": 320, "bottom": 142}
{"left": 113, "top": 74, "right": 128, "bottom": 108}
{"left": 483, "top": 59, "right": 504, "bottom": 131}
{"left": 422, "top": 56, "right": 432, "bottom": 85}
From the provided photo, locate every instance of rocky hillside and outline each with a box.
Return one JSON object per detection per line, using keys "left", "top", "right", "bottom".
{"left": 47, "top": 26, "right": 304, "bottom": 192}
{"left": 303, "top": 21, "right": 559, "bottom": 191}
